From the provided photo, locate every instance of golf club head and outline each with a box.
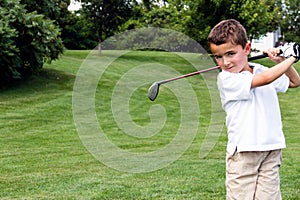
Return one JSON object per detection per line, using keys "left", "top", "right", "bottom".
{"left": 148, "top": 82, "right": 160, "bottom": 101}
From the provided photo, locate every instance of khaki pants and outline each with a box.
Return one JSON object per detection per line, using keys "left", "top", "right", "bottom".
{"left": 226, "top": 149, "right": 282, "bottom": 200}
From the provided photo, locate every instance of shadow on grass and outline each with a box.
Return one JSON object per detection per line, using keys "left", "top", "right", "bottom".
{"left": 0, "top": 68, "right": 75, "bottom": 95}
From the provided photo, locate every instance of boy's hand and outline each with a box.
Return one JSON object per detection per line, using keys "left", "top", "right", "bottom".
{"left": 280, "top": 42, "right": 299, "bottom": 63}
{"left": 264, "top": 47, "right": 284, "bottom": 63}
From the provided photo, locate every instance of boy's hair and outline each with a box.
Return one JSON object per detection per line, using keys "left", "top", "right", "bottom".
{"left": 208, "top": 19, "right": 248, "bottom": 48}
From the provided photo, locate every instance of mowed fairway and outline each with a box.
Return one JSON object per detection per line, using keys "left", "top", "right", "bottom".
{"left": 0, "top": 50, "right": 299, "bottom": 199}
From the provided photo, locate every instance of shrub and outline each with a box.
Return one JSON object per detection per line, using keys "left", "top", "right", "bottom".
{"left": 0, "top": 0, "right": 64, "bottom": 87}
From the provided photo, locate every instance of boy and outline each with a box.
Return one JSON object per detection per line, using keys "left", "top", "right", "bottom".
{"left": 207, "top": 19, "right": 300, "bottom": 199}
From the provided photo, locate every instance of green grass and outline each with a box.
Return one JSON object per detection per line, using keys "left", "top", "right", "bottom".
{"left": 0, "top": 51, "right": 299, "bottom": 199}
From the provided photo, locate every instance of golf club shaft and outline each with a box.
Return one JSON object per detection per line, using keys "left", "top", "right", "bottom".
{"left": 158, "top": 66, "right": 220, "bottom": 85}
{"left": 157, "top": 53, "right": 268, "bottom": 85}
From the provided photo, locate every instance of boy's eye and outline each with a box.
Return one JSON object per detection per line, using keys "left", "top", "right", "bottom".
{"left": 214, "top": 55, "right": 222, "bottom": 60}
{"left": 227, "top": 52, "right": 235, "bottom": 56}
{"left": 213, "top": 52, "right": 236, "bottom": 61}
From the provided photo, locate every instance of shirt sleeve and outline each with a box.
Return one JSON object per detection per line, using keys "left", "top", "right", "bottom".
{"left": 217, "top": 71, "right": 253, "bottom": 106}
{"left": 272, "top": 74, "right": 290, "bottom": 93}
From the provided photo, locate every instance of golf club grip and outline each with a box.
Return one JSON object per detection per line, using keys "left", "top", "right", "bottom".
{"left": 248, "top": 53, "right": 268, "bottom": 61}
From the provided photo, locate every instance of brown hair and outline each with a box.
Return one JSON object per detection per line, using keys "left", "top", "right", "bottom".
{"left": 208, "top": 19, "right": 248, "bottom": 48}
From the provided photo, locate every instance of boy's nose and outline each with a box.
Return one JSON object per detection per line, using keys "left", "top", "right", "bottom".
{"left": 223, "top": 57, "right": 231, "bottom": 66}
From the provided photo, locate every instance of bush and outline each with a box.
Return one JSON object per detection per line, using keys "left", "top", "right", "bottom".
{"left": 0, "top": 0, "right": 64, "bottom": 87}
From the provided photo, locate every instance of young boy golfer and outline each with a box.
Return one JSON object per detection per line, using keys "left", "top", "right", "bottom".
{"left": 208, "top": 19, "right": 300, "bottom": 199}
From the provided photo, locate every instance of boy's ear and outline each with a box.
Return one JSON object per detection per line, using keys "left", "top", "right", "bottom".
{"left": 245, "top": 42, "right": 251, "bottom": 54}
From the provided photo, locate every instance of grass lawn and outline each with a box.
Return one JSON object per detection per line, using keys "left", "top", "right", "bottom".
{"left": 0, "top": 50, "right": 299, "bottom": 199}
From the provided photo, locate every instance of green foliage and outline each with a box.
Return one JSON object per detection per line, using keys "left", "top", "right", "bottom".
{"left": 19, "top": 0, "right": 297, "bottom": 51}
{"left": 20, "top": 0, "right": 70, "bottom": 24}
{"left": 119, "top": 1, "right": 194, "bottom": 51}
{"left": 61, "top": 12, "right": 98, "bottom": 49}
{"left": 230, "top": 0, "right": 280, "bottom": 38}
{"left": 80, "top": 0, "right": 136, "bottom": 43}
{"left": 103, "top": 28, "right": 202, "bottom": 53}
{"left": 118, "top": 0, "right": 282, "bottom": 50}
{"left": 0, "top": 5, "right": 21, "bottom": 81}
{"left": 20, "top": 0, "right": 84, "bottom": 49}
{"left": 0, "top": 0, "right": 64, "bottom": 86}
{"left": 121, "top": 1, "right": 187, "bottom": 31}
{"left": 183, "top": 0, "right": 281, "bottom": 48}
{"left": 278, "top": 0, "right": 300, "bottom": 43}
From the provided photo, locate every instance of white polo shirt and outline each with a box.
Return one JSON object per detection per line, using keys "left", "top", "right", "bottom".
{"left": 217, "top": 63, "right": 290, "bottom": 155}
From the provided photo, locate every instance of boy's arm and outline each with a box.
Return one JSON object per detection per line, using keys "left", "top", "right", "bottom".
{"left": 285, "top": 66, "right": 300, "bottom": 88}
{"left": 266, "top": 46, "right": 300, "bottom": 88}
{"left": 251, "top": 56, "right": 298, "bottom": 88}
{"left": 251, "top": 43, "right": 300, "bottom": 88}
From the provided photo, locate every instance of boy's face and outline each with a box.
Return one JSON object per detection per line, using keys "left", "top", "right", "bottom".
{"left": 210, "top": 42, "right": 251, "bottom": 73}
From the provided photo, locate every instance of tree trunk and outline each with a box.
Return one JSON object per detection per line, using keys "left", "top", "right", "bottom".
{"left": 98, "top": 12, "right": 103, "bottom": 56}
{"left": 98, "top": 38, "right": 102, "bottom": 56}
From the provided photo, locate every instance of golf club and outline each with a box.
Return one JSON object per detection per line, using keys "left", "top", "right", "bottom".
{"left": 148, "top": 53, "right": 268, "bottom": 101}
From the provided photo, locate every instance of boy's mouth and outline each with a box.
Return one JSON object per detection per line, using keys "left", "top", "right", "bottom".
{"left": 226, "top": 65, "right": 234, "bottom": 70}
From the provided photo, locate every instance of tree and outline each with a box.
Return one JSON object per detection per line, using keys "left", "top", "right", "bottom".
{"left": 62, "top": 12, "right": 98, "bottom": 50}
{"left": 20, "top": 0, "right": 84, "bottom": 49}
{"left": 120, "top": 0, "right": 281, "bottom": 50}
{"left": 183, "top": 0, "right": 281, "bottom": 49}
{"left": 20, "top": 0, "right": 70, "bottom": 25}
{"left": 277, "top": 0, "right": 300, "bottom": 43}
{"left": 80, "top": 0, "right": 136, "bottom": 53}
{"left": 0, "top": 0, "right": 64, "bottom": 86}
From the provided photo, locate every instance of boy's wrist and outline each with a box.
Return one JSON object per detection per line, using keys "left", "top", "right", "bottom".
{"left": 287, "top": 56, "right": 297, "bottom": 63}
